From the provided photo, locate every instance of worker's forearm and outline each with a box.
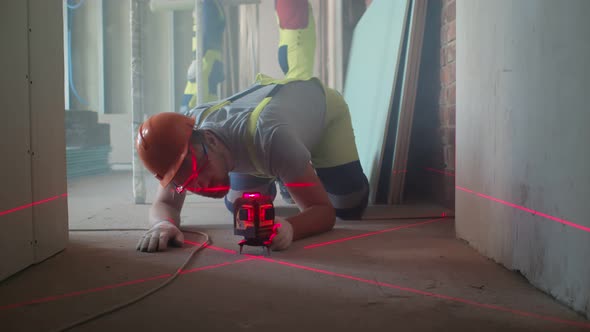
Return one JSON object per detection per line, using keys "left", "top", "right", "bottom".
{"left": 286, "top": 205, "right": 335, "bottom": 241}
{"left": 149, "top": 202, "right": 182, "bottom": 227}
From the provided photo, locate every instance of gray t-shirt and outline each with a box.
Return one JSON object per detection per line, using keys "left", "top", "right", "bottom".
{"left": 186, "top": 80, "right": 326, "bottom": 182}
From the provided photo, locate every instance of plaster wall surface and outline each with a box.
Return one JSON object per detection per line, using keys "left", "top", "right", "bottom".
{"left": 456, "top": 0, "right": 590, "bottom": 318}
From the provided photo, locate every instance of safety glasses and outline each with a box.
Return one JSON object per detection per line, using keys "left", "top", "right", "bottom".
{"left": 172, "top": 142, "right": 209, "bottom": 194}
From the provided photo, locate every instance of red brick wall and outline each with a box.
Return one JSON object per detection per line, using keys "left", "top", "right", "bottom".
{"left": 439, "top": 0, "right": 456, "bottom": 207}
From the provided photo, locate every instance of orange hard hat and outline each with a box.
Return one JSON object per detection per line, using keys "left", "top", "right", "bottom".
{"left": 136, "top": 112, "right": 196, "bottom": 187}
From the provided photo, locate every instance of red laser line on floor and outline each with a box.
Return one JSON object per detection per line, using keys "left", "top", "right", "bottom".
{"left": 425, "top": 167, "right": 455, "bottom": 177}
{"left": 178, "top": 258, "right": 252, "bottom": 274}
{"left": 304, "top": 218, "right": 446, "bottom": 249}
{"left": 0, "top": 193, "right": 68, "bottom": 218}
{"left": 0, "top": 258, "right": 253, "bottom": 311}
{"left": 257, "top": 257, "right": 590, "bottom": 329}
{"left": 184, "top": 240, "right": 238, "bottom": 254}
{"left": 456, "top": 186, "right": 590, "bottom": 233}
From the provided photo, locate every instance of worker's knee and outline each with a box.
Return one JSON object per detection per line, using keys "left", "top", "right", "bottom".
{"left": 335, "top": 193, "right": 368, "bottom": 220}
{"left": 316, "top": 161, "right": 369, "bottom": 220}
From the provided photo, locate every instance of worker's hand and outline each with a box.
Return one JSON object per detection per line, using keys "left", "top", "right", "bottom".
{"left": 269, "top": 217, "right": 294, "bottom": 251}
{"left": 136, "top": 221, "right": 184, "bottom": 252}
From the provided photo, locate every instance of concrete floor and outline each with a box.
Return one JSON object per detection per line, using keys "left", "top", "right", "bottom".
{"left": 0, "top": 171, "right": 588, "bottom": 331}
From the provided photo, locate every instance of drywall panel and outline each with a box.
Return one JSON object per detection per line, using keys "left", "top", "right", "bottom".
{"left": 343, "top": 0, "right": 409, "bottom": 203}
{"left": 68, "top": 0, "right": 101, "bottom": 111}
{"left": 102, "top": 0, "right": 132, "bottom": 165}
{"left": 173, "top": 10, "right": 194, "bottom": 111}
{"left": 0, "top": 0, "right": 35, "bottom": 281}
{"left": 388, "top": 0, "right": 427, "bottom": 204}
{"left": 143, "top": 6, "right": 175, "bottom": 116}
{"left": 29, "top": 0, "right": 69, "bottom": 263}
{"left": 456, "top": 0, "right": 590, "bottom": 318}
{"left": 104, "top": 0, "right": 132, "bottom": 115}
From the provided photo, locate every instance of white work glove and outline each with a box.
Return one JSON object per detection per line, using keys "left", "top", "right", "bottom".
{"left": 269, "top": 217, "right": 294, "bottom": 251}
{"left": 136, "top": 221, "right": 184, "bottom": 253}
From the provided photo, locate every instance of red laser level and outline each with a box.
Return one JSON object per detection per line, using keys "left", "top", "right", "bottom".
{"left": 233, "top": 192, "right": 275, "bottom": 254}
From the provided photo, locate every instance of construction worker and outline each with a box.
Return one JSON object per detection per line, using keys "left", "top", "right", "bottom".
{"left": 136, "top": 75, "right": 369, "bottom": 252}
{"left": 179, "top": 0, "right": 225, "bottom": 113}
{"left": 273, "top": 0, "right": 317, "bottom": 203}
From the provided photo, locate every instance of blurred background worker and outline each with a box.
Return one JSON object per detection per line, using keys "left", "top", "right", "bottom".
{"left": 275, "top": 0, "right": 316, "bottom": 80}
{"left": 273, "top": 0, "right": 317, "bottom": 203}
{"left": 179, "top": 0, "right": 226, "bottom": 113}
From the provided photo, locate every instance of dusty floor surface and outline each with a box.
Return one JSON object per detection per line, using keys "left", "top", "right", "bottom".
{"left": 0, "top": 171, "right": 588, "bottom": 332}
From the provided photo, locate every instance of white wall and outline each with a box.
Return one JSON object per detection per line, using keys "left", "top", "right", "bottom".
{"left": 0, "top": 0, "right": 35, "bottom": 281}
{"left": 456, "top": 0, "right": 590, "bottom": 318}
{"left": 0, "top": 0, "right": 68, "bottom": 281}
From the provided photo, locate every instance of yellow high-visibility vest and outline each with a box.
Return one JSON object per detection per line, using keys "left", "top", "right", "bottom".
{"left": 196, "top": 74, "right": 319, "bottom": 176}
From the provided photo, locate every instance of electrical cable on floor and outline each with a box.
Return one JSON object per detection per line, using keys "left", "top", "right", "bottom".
{"left": 53, "top": 229, "right": 210, "bottom": 332}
